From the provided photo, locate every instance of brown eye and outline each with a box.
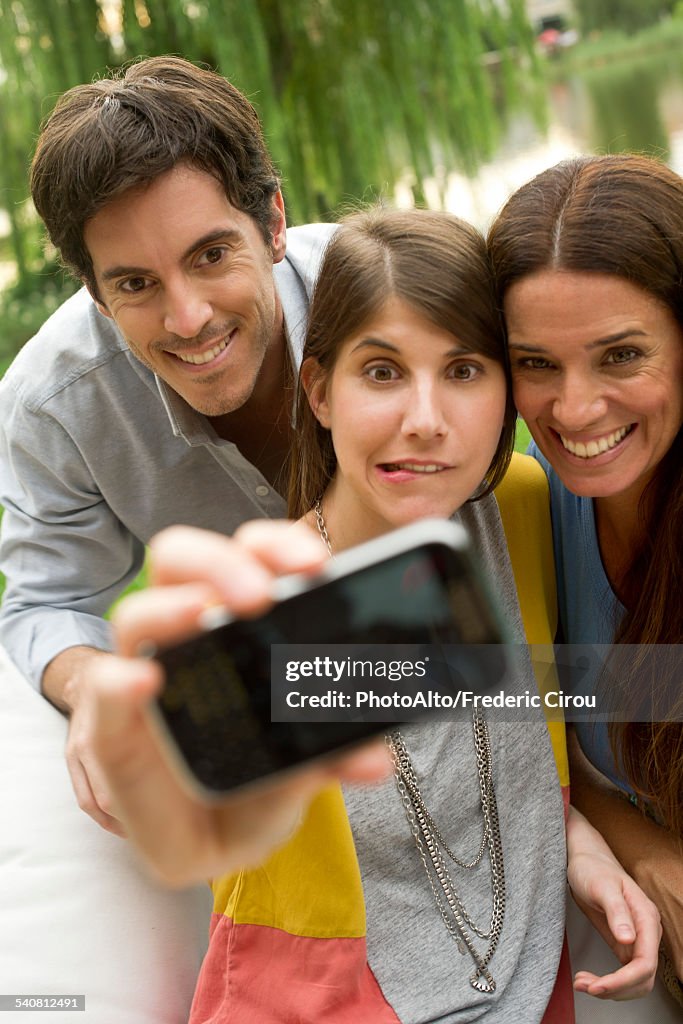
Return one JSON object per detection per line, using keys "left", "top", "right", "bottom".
{"left": 449, "top": 362, "right": 481, "bottom": 380}
{"left": 367, "top": 365, "right": 398, "bottom": 382}
{"left": 607, "top": 348, "right": 639, "bottom": 365}
{"left": 121, "top": 276, "right": 151, "bottom": 293}
{"left": 200, "top": 246, "right": 227, "bottom": 266}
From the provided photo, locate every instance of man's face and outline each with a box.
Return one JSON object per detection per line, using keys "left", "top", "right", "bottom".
{"left": 84, "top": 165, "right": 287, "bottom": 417}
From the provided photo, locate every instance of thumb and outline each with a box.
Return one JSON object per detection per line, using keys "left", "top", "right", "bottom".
{"left": 603, "top": 889, "right": 637, "bottom": 947}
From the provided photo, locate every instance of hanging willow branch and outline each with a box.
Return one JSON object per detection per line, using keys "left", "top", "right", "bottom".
{"left": 0, "top": 0, "right": 542, "bottom": 297}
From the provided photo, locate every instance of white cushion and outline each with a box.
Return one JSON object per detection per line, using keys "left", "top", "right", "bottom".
{"left": 0, "top": 645, "right": 211, "bottom": 1024}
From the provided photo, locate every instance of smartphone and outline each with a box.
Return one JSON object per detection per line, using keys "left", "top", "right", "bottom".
{"left": 150, "top": 518, "right": 507, "bottom": 797}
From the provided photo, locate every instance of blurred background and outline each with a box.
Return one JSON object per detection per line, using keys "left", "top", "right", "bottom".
{"left": 0, "top": 0, "right": 682, "bottom": 593}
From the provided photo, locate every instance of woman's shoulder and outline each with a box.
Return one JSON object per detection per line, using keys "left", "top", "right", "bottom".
{"left": 495, "top": 451, "right": 550, "bottom": 508}
{"left": 494, "top": 452, "right": 557, "bottom": 645}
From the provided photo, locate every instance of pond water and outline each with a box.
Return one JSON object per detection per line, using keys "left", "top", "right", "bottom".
{"left": 406, "top": 44, "right": 683, "bottom": 230}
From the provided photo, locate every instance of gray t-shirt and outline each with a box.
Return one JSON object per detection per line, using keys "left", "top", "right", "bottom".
{"left": 343, "top": 495, "right": 567, "bottom": 1022}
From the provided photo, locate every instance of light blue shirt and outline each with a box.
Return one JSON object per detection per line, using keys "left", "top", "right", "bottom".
{"left": 529, "top": 441, "right": 629, "bottom": 791}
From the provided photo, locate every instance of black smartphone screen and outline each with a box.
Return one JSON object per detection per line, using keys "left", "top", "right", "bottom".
{"left": 153, "top": 537, "right": 503, "bottom": 795}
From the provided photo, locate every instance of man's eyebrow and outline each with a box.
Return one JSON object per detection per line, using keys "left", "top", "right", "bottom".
{"left": 100, "top": 229, "right": 243, "bottom": 282}
{"left": 508, "top": 329, "right": 648, "bottom": 353}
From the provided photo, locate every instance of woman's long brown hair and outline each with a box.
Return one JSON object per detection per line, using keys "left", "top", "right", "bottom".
{"left": 488, "top": 154, "right": 683, "bottom": 836}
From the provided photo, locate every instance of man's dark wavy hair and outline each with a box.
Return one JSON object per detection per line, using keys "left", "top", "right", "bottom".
{"left": 30, "top": 56, "right": 280, "bottom": 294}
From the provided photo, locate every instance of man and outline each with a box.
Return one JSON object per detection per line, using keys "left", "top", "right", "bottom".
{"left": 0, "top": 55, "right": 334, "bottom": 830}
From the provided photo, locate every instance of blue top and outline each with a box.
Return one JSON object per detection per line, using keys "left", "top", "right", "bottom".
{"left": 529, "top": 442, "right": 629, "bottom": 791}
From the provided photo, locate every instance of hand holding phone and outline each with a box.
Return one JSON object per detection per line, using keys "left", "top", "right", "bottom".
{"left": 87, "top": 521, "right": 389, "bottom": 887}
{"left": 151, "top": 519, "right": 506, "bottom": 798}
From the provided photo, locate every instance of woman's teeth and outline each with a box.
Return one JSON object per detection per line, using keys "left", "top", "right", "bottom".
{"left": 383, "top": 463, "right": 446, "bottom": 473}
{"left": 560, "top": 425, "right": 631, "bottom": 459}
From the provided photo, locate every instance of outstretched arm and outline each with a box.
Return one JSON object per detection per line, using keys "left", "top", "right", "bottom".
{"left": 86, "top": 521, "right": 389, "bottom": 886}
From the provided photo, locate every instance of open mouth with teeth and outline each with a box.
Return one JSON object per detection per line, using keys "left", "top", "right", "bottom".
{"left": 173, "top": 330, "right": 235, "bottom": 366}
{"left": 558, "top": 424, "right": 635, "bottom": 459}
{"left": 380, "top": 462, "right": 449, "bottom": 474}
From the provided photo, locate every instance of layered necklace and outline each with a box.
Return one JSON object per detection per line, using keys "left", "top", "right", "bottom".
{"left": 313, "top": 497, "right": 506, "bottom": 993}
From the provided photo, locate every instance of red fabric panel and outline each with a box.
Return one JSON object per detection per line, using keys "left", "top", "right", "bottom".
{"left": 190, "top": 914, "right": 401, "bottom": 1024}
{"left": 541, "top": 936, "right": 576, "bottom": 1024}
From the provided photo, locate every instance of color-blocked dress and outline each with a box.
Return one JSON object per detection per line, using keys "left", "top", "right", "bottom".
{"left": 190, "top": 453, "right": 574, "bottom": 1023}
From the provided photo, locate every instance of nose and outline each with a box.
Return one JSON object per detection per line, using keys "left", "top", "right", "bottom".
{"left": 552, "top": 372, "right": 608, "bottom": 432}
{"left": 163, "top": 279, "right": 213, "bottom": 338}
{"left": 401, "top": 379, "right": 448, "bottom": 440}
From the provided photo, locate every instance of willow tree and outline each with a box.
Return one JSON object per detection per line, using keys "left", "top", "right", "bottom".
{"left": 0, "top": 0, "right": 541, "bottom": 352}
{"left": 111, "top": 0, "right": 540, "bottom": 220}
{"left": 0, "top": 0, "right": 110, "bottom": 278}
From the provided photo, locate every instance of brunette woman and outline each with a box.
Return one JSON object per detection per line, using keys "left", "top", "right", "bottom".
{"left": 489, "top": 153, "right": 683, "bottom": 1009}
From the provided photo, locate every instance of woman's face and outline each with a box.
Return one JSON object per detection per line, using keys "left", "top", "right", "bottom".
{"left": 307, "top": 296, "right": 507, "bottom": 538}
{"left": 506, "top": 270, "right": 683, "bottom": 504}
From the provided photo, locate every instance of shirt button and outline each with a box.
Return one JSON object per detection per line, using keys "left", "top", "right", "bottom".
{"left": 255, "top": 485, "right": 269, "bottom": 497}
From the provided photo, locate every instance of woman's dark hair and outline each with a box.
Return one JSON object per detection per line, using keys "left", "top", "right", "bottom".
{"left": 488, "top": 154, "right": 683, "bottom": 836}
{"left": 288, "top": 206, "right": 515, "bottom": 520}
{"left": 30, "top": 56, "right": 280, "bottom": 295}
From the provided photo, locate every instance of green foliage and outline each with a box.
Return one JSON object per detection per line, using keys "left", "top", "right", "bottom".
{"left": 581, "top": 52, "right": 672, "bottom": 158}
{"left": 549, "top": 8, "right": 683, "bottom": 172}
{"left": 0, "top": 0, "right": 111, "bottom": 282}
{"left": 573, "top": 0, "right": 676, "bottom": 34}
{"left": 514, "top": 418, "right": 531, "bottom": 454}
{"left": 0, "top": 262, "right": 79, "bottom": 366}
{"left": 0, "top": 0, "right": 543, "bottom": 362}
{"left": 556, "top": 13, "right": 683, "bottom": 68}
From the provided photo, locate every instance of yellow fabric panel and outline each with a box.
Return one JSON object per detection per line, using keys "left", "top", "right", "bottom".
{"left": 212, "top": 784, "right": 366, "bottom": 938}
{"left": 495, "top": 453, "right": 569, "bottom": 789}
{"left": 495, "top": 453, "right": 557, "bottom": 643}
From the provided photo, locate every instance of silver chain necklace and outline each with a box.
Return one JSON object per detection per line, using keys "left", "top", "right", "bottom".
{"left": 313, "top": 497, "right": 332, "bottom": 556}
{"left": 312, "top": 496, "right": 506, "bottom": 993}
{"left": 387, "top": 718, "right": 505, "bottom": 993}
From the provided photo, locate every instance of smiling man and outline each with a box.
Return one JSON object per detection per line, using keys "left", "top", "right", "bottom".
{"left": 0, "top": 56, "right": 334, "bottom": 829}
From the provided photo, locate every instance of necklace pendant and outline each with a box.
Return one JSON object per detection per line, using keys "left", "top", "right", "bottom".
{"left": 470, "top": 971, "right": 496, "bottom": 994}
{"left": 456, "top": 938, "right": 466, "bottom": 955}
